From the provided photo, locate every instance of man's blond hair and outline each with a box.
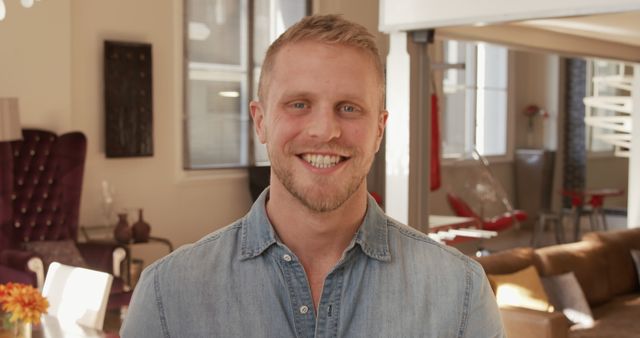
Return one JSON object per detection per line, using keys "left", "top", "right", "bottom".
{"left": 257, "top": 14, "right": 385, "bottom": 109}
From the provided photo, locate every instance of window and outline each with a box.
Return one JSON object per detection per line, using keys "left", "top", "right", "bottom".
{"left": 184, "top": 0, "right": 307, "bottom": 169}
{"left": 584, "top": 59, "right": 633, "bottom": 156}
{"left": 441, "top": 40, "right": 508, "bottom": 159}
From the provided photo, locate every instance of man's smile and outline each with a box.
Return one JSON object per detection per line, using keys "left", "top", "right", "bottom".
{"left": 299, "top": 153, "right": 350, "bottom": 169}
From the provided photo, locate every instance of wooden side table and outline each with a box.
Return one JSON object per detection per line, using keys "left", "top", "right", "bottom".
{"left": 79, "top": 225, "right": 173, "bottom": 288}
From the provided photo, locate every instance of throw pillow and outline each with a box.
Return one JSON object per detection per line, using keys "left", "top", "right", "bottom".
{"left": 488, "top": 265, "right": 553, "bottom": 312}
{"left": 23, "top": 240, "right": 88, "bottom": 271}
{"left": 541, "top": 272, "right": 594, "bottom": 328}
{"left": 632, "top": 249, "right": 640, "bottom": 283}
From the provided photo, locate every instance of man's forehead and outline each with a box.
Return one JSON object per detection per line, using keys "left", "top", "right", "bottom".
{"left": 261, "top": 40, "right": 384, "bottom": 108}
{"left": 272, "top": 40, "right": 373, "bottom": 68}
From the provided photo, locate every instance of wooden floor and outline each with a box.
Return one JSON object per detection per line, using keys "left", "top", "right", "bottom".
{"left": 452, "top": 212, "right": 628, "bottom": 256}
{"left": 103, "top": 309, "right": 126, "bottom": 336}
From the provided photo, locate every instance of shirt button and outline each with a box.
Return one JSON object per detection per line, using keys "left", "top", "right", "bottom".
{"left": 282, "top": 254, "right": 292, "bottom": 262}
{"left": 299, "top": 305, "right": 309, "bottom": 314}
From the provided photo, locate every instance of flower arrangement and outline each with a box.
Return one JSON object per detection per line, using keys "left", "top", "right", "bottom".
{"left": 523, "top": 105, "right": 549, "bottom": 130}
{"left": 0, "top": 283, "right": 49, "bottom": 325}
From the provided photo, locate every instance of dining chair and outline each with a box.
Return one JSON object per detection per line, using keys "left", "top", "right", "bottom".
{"left": 42, "top": 262, "right": 113, "bottom": 331}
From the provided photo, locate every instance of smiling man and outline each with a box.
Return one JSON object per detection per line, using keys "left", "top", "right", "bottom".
{"left": 121, "top": 15, "right": 504, "bottom": 338}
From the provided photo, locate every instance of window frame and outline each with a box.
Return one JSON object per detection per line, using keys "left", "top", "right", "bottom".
{"left": 584, "top": 58, "right": 633, "bottom": 158}
{"left": 182, "top": 0, "right": 310, "bottom": 170}
{"left": 439, "top": 40, "right": 514, "bottom": 165}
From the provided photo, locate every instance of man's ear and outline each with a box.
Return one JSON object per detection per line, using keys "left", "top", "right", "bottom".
{"left": 250, "top": 101, "right": 267, "bottom": 144}
{"left": 375, "top": 110, "right": 388, "bottom": 151}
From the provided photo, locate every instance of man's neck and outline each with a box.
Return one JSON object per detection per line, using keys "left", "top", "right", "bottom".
{"left": 265, "top": 180, "right": 368, "bottom": 267}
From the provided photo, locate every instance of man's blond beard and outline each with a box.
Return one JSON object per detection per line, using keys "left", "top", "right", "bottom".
{"left": 269, "top": 144, "right": 371, "bottom": 213}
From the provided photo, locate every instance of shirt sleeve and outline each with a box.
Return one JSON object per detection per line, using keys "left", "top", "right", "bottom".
{"left": 464, "top": 270, "right": 506, "bottom": 338}
{"left": 120, "top": 265, "right": 168, "bottom": 338}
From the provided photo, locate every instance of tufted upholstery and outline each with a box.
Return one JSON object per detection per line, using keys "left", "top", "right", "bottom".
{"left": 1, "top": 129, "right": 88, "bottom": 283}
{"left": 7, "top": 130, "right": 85, "bottom": 245}
{"left": 0, "top": 129, "right": 131, "bottom": 309}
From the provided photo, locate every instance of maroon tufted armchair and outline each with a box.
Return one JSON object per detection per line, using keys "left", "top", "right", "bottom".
{"left": 0, "top": 129, "right": 131, "bottom": 309}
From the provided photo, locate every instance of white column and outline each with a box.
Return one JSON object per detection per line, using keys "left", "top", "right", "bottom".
{"left": 385, "top": 32, "right": 411, "bottom": 224}
{"left": 407, "top": 31, "right": 432, "bottom": 231}
{"left": 628, "top": 65, "right": 640, "bottom": 228}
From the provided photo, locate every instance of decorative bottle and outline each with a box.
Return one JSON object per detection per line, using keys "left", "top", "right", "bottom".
{"left": 113, "top": 213, "right": 131, "bottom": 244}
{"left": 132, "top": 208, "right": 151, "bottom": 243}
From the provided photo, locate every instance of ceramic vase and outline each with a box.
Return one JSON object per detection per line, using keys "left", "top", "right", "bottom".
{"left": 113, "top": 213, "right": 131, "bottom": 244}
{"left": 132, "top": 208, "right": 151, "bottom": 243}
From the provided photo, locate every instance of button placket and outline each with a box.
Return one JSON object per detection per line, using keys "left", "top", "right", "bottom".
{"left": 275, "top": 247, "right": 316, "bottom": 337}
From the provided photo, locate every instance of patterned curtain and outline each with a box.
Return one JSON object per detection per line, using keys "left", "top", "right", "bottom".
{"left": 562, "top": 58, "right": 587, "bottom": 208}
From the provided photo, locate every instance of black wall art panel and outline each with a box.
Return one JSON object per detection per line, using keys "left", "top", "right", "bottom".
{"left": 104, "top": 40, "right": 153, "bottom": 158}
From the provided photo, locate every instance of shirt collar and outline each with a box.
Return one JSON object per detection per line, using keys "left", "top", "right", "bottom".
{"left": 240, "top": 188, "right": 390, "bottom": 262}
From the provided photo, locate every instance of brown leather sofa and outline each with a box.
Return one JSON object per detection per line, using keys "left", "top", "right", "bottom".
{"left": 475, "top": 227, "right": 640, "bottom": 338}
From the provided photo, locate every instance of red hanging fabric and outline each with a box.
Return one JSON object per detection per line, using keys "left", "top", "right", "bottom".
{"left": 430, "top": 94, "right": 441, "bottom": 191}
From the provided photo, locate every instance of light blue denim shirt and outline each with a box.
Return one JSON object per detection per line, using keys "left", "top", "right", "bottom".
{"left": 121, "top": 190, "right": 504, "bottom": 338}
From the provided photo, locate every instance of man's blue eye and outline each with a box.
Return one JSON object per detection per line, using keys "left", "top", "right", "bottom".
{"left": 341, "top": 105, "right": 358, "bottom": 113}
{"left": 293, "top": 102, "right": 306, "bottom": 109}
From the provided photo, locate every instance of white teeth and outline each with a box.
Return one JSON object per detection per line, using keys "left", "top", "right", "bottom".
{"left": 302, "top": 154, "right": 342, "bottom": 168}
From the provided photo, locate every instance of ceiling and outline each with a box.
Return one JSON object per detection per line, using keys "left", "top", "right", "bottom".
{"left": 437, "top": 10, "right": 640, "bottom": 62}
{"left": 514, "top": 11, "right": 640, "bottom": 47}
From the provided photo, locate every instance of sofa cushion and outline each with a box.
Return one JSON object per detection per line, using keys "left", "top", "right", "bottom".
{"left": 488, "top": 265, "right": 553, "bottom": 312}
{"left": 23, "top": 240, "right": 88, "bottom": 271}
{"left": 569, "top": 293, "right": 640, "bottom": 338}
{"left": 534, "top": 241, "right": 611, "bottom": 306}
{"left": 542, "top": 272, "right": 594, "bottom": 328}
{"left": 583, "top": 228, "right": 640, "bottom": 297}
{"left": 475, "top": 247, "right": 535, "bottom": 275}
{"left": 632, "top": 250, "right": 640, "bottom": 283}
{"left": 583, "top": 227, "right": 640, "bottom": 250}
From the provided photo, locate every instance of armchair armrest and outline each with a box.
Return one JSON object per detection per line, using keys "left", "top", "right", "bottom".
{"left": 500, "top": 306, "right": 569, "bottom": 338}
{"left": 76, "top": 241, "right": 127, "bottom": 278}
{"left": 0, "top": 249, "right": 37, "bottom": 269}
{"left": 0, "top": 249, "right": 44, "bottom": 287}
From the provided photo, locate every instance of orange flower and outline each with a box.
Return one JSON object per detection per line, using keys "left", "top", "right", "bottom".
{"left": 0, "top": 283, "right": 18, "bottom": 303}
{"left": 0, "top": 283, "right": 49, "bottom": 324}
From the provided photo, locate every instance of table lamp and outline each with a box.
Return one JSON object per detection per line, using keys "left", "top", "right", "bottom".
{"left": 0, "top": 98, "right": 21, "bottom": 224}
{"left": 0, "top": 97, "right": 22, "bottom": 142}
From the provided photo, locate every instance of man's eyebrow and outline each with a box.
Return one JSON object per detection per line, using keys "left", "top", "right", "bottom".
{"left": 279, "top": 91, "right": 316, "bottom": 100}
{"left": 277, "top": 91, "right": 374, "bottom": 109}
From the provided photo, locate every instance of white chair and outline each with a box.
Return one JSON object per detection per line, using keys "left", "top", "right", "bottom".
{"left": 42, "top": 262, "right": 113, "bottom": 331}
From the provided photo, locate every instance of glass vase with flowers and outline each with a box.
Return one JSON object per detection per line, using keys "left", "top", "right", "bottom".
{"left": 0, "top": 283, "right": 49, "bottom": 338}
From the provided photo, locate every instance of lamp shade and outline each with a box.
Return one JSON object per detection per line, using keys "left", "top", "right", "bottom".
{"left": 0, "top": 97, "right": 22, "bottom": 141}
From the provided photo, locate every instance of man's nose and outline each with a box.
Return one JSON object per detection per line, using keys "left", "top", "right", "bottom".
{"left": 307, "top": 106, "right": 341, "bottom": 141}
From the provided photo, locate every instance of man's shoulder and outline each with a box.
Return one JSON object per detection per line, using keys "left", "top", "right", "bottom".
{"left": 145, "top": 217, "right": 244, "bottom": 274}
{"left": 385, "top": 216, "right": 485, "bottom": 277}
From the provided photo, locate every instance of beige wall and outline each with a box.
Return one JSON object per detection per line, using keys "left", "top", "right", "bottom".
{"left": 0, "top": 0, "right": 72, "bottom": 131}
{"left": 2, "top": 0, "right": 254, "bottom": 266}
{"left": 509, "top": 51, "right": 629, "bottom": 211}
{"left": 71, "top": 0, "right": 253, "bottom": 264}
{"left": 313, "top": 0, "right": 389, "bottom": 57}
{"left": 429, "top": 161, "right": 515, "bottom": 216}
{"left": 0, "top": 0, "right": 384, "bottom": 267}
{"left": 429, "top": 49, "right": 629, "bottom": 218}
{"left": 3, "top": 0, "right": 628, "bottom": 263}
{"left": 586, "top": 156, "right": 629, "bottom": 209}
